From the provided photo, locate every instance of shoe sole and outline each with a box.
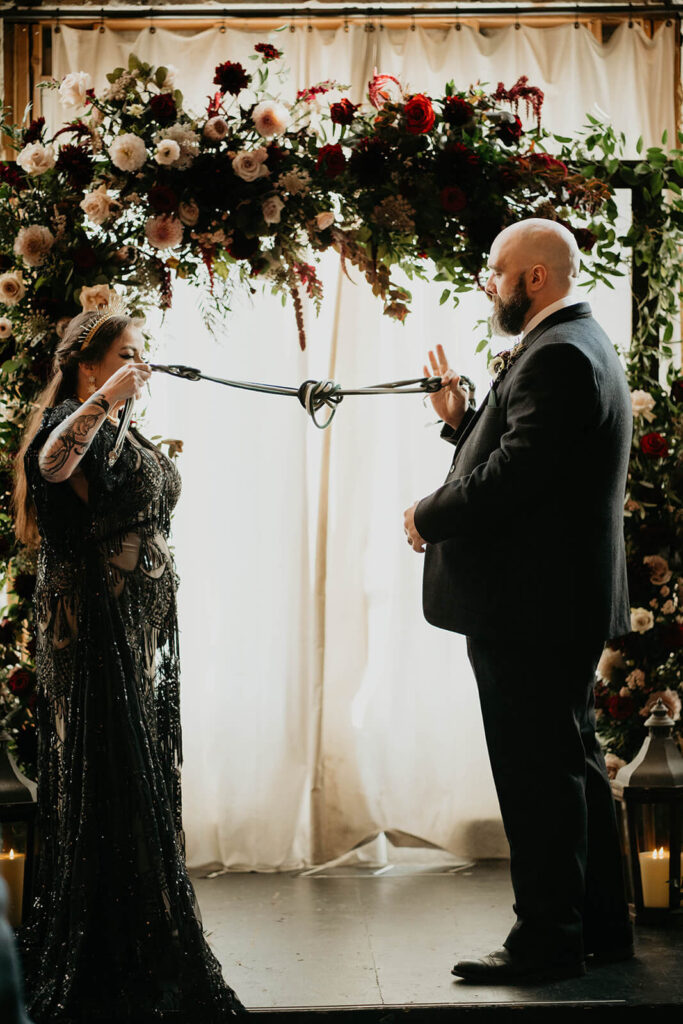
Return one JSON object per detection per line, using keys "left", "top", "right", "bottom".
{"left": 451, "top": 962, "right": 587, "bottom": 983}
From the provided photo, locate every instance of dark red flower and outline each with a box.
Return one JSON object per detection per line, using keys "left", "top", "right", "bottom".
{"left": 443, "top": 96, "right": 474, "bottom": 127}
{"left": 228, "top": 231, "right": 259, "bottom": 260}
{"left": 435, "top": 141, "right": 480, "bottom": 185}
{"left": 11, "top": 573, "right": 36, "bottom": 601}
{"left": 265, "top": 141, "right": 286, "bottom": 174}
{"left": 640, "top": 432, "right": 668, "bottom": 458}
{"left": 22, "top": 117, "right": 45, "bottom": 145}
{"left": 404, "top": 94, "right": 435, "bottom": 135}
{"left": 440, "top": 185, "right": 467, "bottom": 214}
{"left": 149, "top": 93, "right": 177, "bottom": 123}
{"left": 149, "top": 185, "right": 179, "bottom": 214}
{"left": 330, "top": 98, "right": 359, "bottom": 126}
{"left": 348, "top": 137, "right": 390, "bottom": 185}
{"left": 0, "top": 162, "right": 26, "bottom": 191}
{"left": 255, "top": 43, "right": 282, "bottom": 62}
{"left": 71, "top": 244, "right": 97, "bottom": 271}
{"left": 316, "top": 143, "right": 346, "bottom": 179}
{"left": 213, "top": 61, "right": 251, "bottom": 96}
{"left": 497, "top": 114, "right": 523, "bottom": 145}
{"left": 7, "top": 668, "right": 34, "bottom": 696}
{"left": 607, "top": 694, "right": 634, "bottom": 721}
{"left": 56, "top": 144, "right": 94, "bottom": 189}
{"left": 493, "top": 76, "right": 545, "bottom": 129}
{"left": 670, "top": 378, "right": 683, "bottom": 404}
{"left": 573, "top": 228, "right": 598, "bottom": 252}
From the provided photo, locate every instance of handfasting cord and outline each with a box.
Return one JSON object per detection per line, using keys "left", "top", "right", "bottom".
{"left": 108, "top": 363, "right": 476, "bottom": 462}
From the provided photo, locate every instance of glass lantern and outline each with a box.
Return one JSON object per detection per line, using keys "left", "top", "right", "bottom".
{"left": 611, "top": 699, "right": 683, "bottom": 924}
{"left": 0, "top": 729, "right": 37, "bottom": 929}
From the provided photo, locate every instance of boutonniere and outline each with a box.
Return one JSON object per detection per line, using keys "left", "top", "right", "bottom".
{"left": 488, "top": 337, "right": 527, "bottom": 386}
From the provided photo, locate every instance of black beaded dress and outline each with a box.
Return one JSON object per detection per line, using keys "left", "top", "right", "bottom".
{"left": 19, "top": 398, "right": 244, "bottom": 1023}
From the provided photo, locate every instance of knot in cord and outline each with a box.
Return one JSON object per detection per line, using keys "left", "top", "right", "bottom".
{"left": 297, "top": 379, "right": 344, "bottom": 429}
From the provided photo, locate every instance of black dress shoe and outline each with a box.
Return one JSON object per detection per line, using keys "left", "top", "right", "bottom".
{"left": 451, "top": 947, "right": 586, "bottom": 983}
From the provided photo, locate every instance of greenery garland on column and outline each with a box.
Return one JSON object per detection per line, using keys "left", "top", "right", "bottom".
{"left": 0, "top": 50, "right": 680, "bottom": 775}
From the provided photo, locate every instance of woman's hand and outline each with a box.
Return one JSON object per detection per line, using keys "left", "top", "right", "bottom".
{"left": 424, "top": 344, "right": 469, "bottom": 431}
{"left": 100, "top": 363, "right": 152, "bottom": 405}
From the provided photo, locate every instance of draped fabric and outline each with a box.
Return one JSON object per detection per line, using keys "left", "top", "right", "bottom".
{"left": 40, "top": 22, "right": 673, "bottom": 868}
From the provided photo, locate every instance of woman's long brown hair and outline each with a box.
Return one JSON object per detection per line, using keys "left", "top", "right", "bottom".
{"left": 12, "top": 311, "right": 132, "bottom": 547}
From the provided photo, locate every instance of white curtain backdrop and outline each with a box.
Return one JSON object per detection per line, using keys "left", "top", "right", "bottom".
{"left": 44, "top": 21, "right": 674, "bottom": 868}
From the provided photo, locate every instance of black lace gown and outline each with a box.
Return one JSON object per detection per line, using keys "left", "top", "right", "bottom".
{"left": 19, "top": 398, "right": 244, "bottom": 1023}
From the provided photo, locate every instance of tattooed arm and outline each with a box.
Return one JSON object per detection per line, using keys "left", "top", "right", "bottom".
{"left": 38, "top": 392, "right": 113, "bottom": 483}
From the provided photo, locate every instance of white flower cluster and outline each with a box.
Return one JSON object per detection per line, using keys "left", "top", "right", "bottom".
{"left": 103, "top": 71, "right": 137, "bottom": 102}
{"left": 154, "top": 123, "right": 200, "bottom": 170}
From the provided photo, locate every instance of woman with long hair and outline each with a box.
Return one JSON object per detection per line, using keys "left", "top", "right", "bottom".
{"left": 13, "top": 307, "right": 243, "bottom": 1022}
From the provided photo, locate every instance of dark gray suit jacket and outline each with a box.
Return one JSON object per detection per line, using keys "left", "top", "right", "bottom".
{"left": 414, "top": 302, "right": 633, "bottom": 641}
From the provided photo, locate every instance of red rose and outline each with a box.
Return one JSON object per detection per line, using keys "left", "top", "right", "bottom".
{"left": 607, "top": 695, "right": 634, "bottom": 721}
{"left": 443, "top": 96, "right": 474, "bottom": 127}
{"left": 640, "top": 432, "right": 668, "bottom": 458}
{"left": 404, "top": 94, "right": 435, "bottom": 135}
{"left": 440, "top": 185, "right": 467, "bottom": 214}
{"left": 7, "top": 668, "right": 34, "bottom": 696}
{"left": 330, "top": 99, "right": 359, "bottom": 126}
{"left": 316, "top": 143, "right": 346, "bottom": 179}
{"left": 149, "top": 93, "right": 177, "bottom": 123}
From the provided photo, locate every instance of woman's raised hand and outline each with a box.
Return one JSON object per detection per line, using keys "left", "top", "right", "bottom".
{"left": 100, "top": 363, "right": 152, "bottom": 404}
{"left": 424, "top": 344, "right": 469, "bottom": 431}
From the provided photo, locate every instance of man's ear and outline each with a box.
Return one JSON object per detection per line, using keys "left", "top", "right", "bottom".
{"left": 528, "top": 264, "right": 547, "bottom": 292}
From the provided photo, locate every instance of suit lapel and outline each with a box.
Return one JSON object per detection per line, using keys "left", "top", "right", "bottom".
{"left": 451, "top": 302, "right": 592, "bottom": 466}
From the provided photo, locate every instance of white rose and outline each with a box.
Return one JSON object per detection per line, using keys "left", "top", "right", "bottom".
{"left": 160, "top": 64, "right": 178, "bottom": 91}
{"left": 80, "top": 184, "right": 116, "bottom": 226}
{"left": 595, "top": 646, "right": 626, "bottom": 683}
{"left": 108, "top": 133, "right": 147, "bottom": 172}
{"left": 0, "top": 316, "right": 13, "bottom": 339}
{"left": 262, "top": 195, "right": 284, "bottom": 225}
{"left": 58, "top": 71, "right": 93, "bottom": 109}
{"left": 631, "top": 607, "right": 655, "bottom": 634}
{"left": 252, "top": 100, "right": 290, "bottom": 138}
{"left": 16, "top": 142, "right": 56, "bottom": 176}
{"left": 154, "top": 139, "right": 181, "bottom": 166}
{"left": 203, "top": 117, "right": 230, "bottom": 142}
{"left": 178, "top": 200, "right": 200, "bottom": 226}
{"left": 232, "top": 149, "right": 270, "bottom": 182}
{"left": 13, "top": 225, "right": 55, "bottom": 267}
{"left": 631, "top": 389, "right": 655, "bottom": 422}
{"left": 0, "top": 272, "right": 26, "bottom": 306}
{"left": 79, "top": 284, "right": 112, "bottom": 311}
{"left": 315, "top": 211, "right": 335, "bottom": 231}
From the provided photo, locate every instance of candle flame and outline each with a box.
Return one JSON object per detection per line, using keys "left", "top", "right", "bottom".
{"left": 652, "top": 847, "right": 666, "bottom": 859}
{"left": 9, "top": 849, "right": 15, "bottom": 860}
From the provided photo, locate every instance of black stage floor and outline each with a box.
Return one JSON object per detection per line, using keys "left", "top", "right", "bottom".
{"left": 191, "top": 858, "right": 683, "bottom": 1021}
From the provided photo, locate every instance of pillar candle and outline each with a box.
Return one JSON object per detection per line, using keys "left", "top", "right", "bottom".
{"left": 0, "top": 849, "right": 25, "bottom": 928}
{"left": 638, "top": 847, "right": 683, "bottom": 909}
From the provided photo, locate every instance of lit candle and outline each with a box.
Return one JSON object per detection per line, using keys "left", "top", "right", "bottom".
{"left": 638, "top": 847, "right": 683, "bottom": 909}
{"left": 0, "top": 849, "right": 25, "bottom": 927}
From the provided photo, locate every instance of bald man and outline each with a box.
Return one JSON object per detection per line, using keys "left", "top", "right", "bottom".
{"left": 404, "top": 218, "right": 634, "bottom": 982}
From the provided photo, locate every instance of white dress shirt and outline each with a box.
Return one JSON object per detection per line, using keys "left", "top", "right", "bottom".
{"left": 521, "top": 293, "right": 583, "bottom": 339}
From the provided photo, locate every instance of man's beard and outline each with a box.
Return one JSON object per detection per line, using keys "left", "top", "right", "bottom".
{"left": 489, "top": 274, "right": 532, "bottom": 336}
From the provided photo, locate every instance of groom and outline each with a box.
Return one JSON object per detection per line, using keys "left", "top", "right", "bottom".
{"left": 404, "top": 218, "right": 634, "bottom": 982}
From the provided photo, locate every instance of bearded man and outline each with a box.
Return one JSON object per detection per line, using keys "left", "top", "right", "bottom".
{"left": 404, "top": 218, "right": 634, "bottom": 982}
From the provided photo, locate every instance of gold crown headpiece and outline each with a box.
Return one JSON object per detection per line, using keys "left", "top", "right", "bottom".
{"left": 77, "top": 292, "right": 129, "bottom": 350}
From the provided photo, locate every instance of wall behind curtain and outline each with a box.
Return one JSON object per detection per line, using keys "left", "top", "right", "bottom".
{"left": 46, "top": 22, "right": 669, "bottom": 868}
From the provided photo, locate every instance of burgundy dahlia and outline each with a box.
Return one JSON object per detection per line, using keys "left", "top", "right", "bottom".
{"left": 573, "top": 227, "right": 598, "bottom": 253}
{"left": 497, "top": 114, "right": 523, "bottom": 146}
{"left": 213, "top": 61, "right": 251, "bottom": 96}
{"left": 22, "top": 117, "right": 46, "bottom": 145}
{"left": 149, "top": 93, "right": 177, "bottom": 123}
{"left": 0, "top": 162, "right": 26, "bottom": 191}
{"left": 56, "top": 144, "right": 94, "bottom": 189}
{"left": 440, "top": 185, "right": 467, "bottom": 214}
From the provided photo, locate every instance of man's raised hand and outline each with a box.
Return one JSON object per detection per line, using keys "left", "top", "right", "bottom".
{"left": 424, "top": 344, "right": 469, "bottom": 431}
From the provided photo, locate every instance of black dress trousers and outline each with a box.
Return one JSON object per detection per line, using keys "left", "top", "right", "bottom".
{"left": 466, "top": 629, "right": 632, "bottom": 961}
